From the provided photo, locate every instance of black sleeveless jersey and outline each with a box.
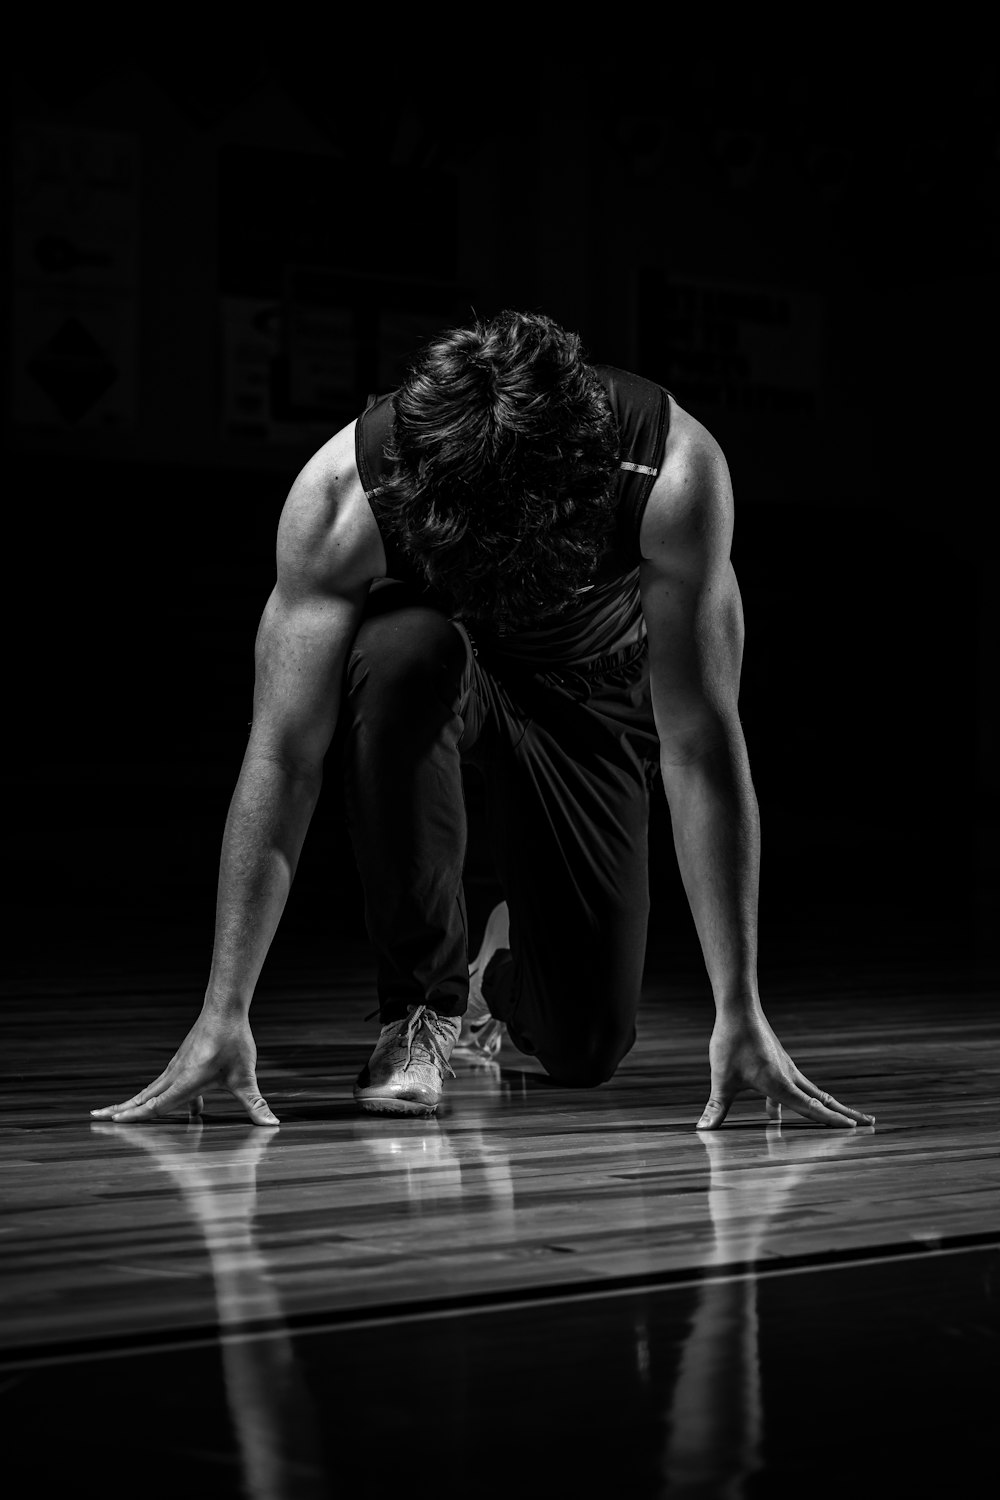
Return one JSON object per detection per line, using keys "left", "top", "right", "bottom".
{"left": 354, "top": 364, "right": 671, "bottom": 667}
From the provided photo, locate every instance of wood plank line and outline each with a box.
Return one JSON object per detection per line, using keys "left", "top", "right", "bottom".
{"left": 3, "top": 1232, "right": 999, "bottom": 1374}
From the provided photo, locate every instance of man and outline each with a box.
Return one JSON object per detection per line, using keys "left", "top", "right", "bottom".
{"left": 92, "top": 311, "right": 873, "bottom": 1130}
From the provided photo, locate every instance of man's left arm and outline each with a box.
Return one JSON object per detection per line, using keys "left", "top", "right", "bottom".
{"left": 640, "top": 426, "right": 873, "bottom": 1130}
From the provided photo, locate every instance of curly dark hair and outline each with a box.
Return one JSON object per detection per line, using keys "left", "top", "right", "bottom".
{"left": 378, "top": 310, "right": 621, "bottom": 632}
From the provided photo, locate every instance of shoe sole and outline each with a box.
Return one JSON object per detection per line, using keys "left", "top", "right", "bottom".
{"left": 355, "top": 1095, "right": 440, "bottom": 1118}
{"left": 453, "top": 1016, "right": 504, "bottom": 1062}
{"left": 470, "top": 902, "right": 511, "bottom": 981}
{"left": 460, "top": 902, "right": 510, "bottom": 1060}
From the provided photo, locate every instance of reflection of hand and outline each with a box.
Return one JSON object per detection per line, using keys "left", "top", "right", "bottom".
{"left": 91, "top": 1118, "right": 275, "bottom": 1173}
{"left": 90, "top": 1010, "right": 279, "bottom": 1126}
{"left": 89, "top": 1120, "right": 277, "bottom": 1217}
{"left": 699, "top": 1119, "right": 862, "bottom": 1178}
{"left": 697, "top": 1009, "right": 874, "bottom": 1130}
{"left": 94, "top": 1123, "right": 322, "bottom": 1498}
{"left": 91, "top": 1122, "right": 277, "bottom": 1200}
{"left": 697, "top": 1123, "right": 862, "bottom": 1262}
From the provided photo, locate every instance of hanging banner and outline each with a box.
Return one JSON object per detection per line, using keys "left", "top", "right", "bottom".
{"left": 11, "top": 122, "right": 140, "bottom": 429}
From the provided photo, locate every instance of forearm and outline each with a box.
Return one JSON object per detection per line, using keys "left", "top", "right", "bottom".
{"left": 204, "top": 752, "right": 322, "bottom": 1014}
{"left": 660, "top": 726, "right": 761, "bottom": 1015}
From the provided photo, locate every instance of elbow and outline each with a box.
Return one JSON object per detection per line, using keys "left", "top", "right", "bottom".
{"left": 658, "top": 714, "right": 751, "bottom": 802}
{"left": 244, "top": 743, "right": 326, "bottom": 791}
{"left": 658, "top": 706, "right": 744, "bottom": 768}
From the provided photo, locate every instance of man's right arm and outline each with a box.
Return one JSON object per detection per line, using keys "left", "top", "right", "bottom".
{"left": 91, "top": 423, "right": 383, "bottom": 1124}
{"left": 204, "top": 457, "right": 377, "bottom": 1014}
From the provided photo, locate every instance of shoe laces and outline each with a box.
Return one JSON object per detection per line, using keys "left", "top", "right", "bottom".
{"left": 368, "top": 1005, "right": 457, "bottom": 1079}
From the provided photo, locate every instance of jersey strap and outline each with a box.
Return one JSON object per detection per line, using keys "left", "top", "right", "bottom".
{"left": 590, "top": 364, "right": 671, "bottom": 566}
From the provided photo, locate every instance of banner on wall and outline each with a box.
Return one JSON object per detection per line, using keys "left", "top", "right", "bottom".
{"left": 637, "top": 269, "right": 823, "bottom": 417}
{"left": 220, "top": 270, "right": 460, "bottom": 445}
{"left": 11, "top": 122, "right": 140, "bottom": 428}
{"left": 220, "top": 297, "right": 357, "bottom": 446}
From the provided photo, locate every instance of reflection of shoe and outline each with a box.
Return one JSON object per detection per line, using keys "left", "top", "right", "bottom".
{"left": 352, "top": 1120, "right": 464, "bottom": 1206}
{"left": 454, "top": 902, "right": 509, "bottom": 1064}
{"left": 354, "top": 1005, "right": 462, "bottom": 1117}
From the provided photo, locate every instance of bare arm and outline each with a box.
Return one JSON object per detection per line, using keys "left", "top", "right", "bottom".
{"left": 640, "top": 413, "right": 873, "bottom": 1130}
{"left": 204, "top": 528, "right": 371, "bottom": 1012}
{"left": 640, "top": 435, "right": 756, "bottom": 1008}
{"left": 92, "top": 423, "right": 383, "bottom": 1124}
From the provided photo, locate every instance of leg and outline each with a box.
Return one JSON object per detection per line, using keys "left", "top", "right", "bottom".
{"left": 339, "top": 583, "right": 478, "bottom": 1021}
{"left": 478, "top": 693, "right": 653, "bottom": 1087}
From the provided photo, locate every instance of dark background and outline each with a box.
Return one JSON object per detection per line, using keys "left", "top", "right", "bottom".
{"left": 5, "top": 37, "right": 998, "bottom": 991}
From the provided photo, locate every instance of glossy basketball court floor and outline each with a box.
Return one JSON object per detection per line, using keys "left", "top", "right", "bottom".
{"left": 2, "top": 932, "right": 998, "bottom": 1499}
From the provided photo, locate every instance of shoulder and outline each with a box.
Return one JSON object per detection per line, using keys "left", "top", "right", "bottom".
{"left": 276, "top": 420, "right": 386, "bottom": 597}
{"left": 638, "top": 397, "right": 734, "bottom": 566}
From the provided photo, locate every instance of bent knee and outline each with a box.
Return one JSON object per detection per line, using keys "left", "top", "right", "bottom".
{"left": 350, "top": 606, "right": 466, "bottom": 695}
{"left": 541, "top": 1023, "right": 636, "bottom": 1089}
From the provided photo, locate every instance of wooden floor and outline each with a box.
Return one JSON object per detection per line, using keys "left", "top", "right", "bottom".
{"left": 2, "top": 940, "right": 999, "bottom": 1497}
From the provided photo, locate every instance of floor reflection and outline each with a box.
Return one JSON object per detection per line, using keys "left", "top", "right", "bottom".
{"left": 92, "top": 1122, "right": 328, "bottom": 1500}
{"left": 351, "top": 1116, "right": 517, "bottom": 1223}
{"left": 658, "top": 1127, "right": 860, "bottom": 1498}
{"left": 86, "top": 1118, "right": 873, "bottom": 1499}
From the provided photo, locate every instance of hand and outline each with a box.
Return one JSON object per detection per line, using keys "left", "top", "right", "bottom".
{"left": 697, "top": 1008, "right": 874, "bottom": 1130}
{"left": 90, "top": 1009, "right": 279, "bottom": 1126}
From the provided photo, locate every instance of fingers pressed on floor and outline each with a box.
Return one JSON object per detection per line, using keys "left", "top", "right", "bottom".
{"left": 91, "top": 1097, "right": 147, "bottom": 1117}
{"left": 91, "top": 1075, "right": 170, "bottom": 1117}
{"left": 779, "top": 1082, "right": 856, "bottom": 1127}
{"left": 235, "top": 1090, "right": 280, "bottom": 1126}
{"left": 107, "top": 1099, "right": 163, "bottom": 1122}
{"left": 111, "top": 1080, "right": 193, "bottom": 1122}
{"left": 795, "top": 1073, "right": 874, "bottom": 1124}
{"left": 696, "top": 1095, "right": 733, "bottom": 1130}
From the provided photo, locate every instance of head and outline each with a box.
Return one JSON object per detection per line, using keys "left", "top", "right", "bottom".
{"left": 380, "top": 310, "right": 620, "bottom": 631}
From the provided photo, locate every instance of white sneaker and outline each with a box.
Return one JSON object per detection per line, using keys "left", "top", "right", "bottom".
{"left": 454, "top": 902, "right": 509, "bottom": 1064}
{"left": 354, "top": 1005, "right": 462, "bottom": 1117}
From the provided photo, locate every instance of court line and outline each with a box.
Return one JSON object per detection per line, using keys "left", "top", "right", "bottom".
{"left": 1, "top": 1227, "right": 998, "bottom": 1372}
